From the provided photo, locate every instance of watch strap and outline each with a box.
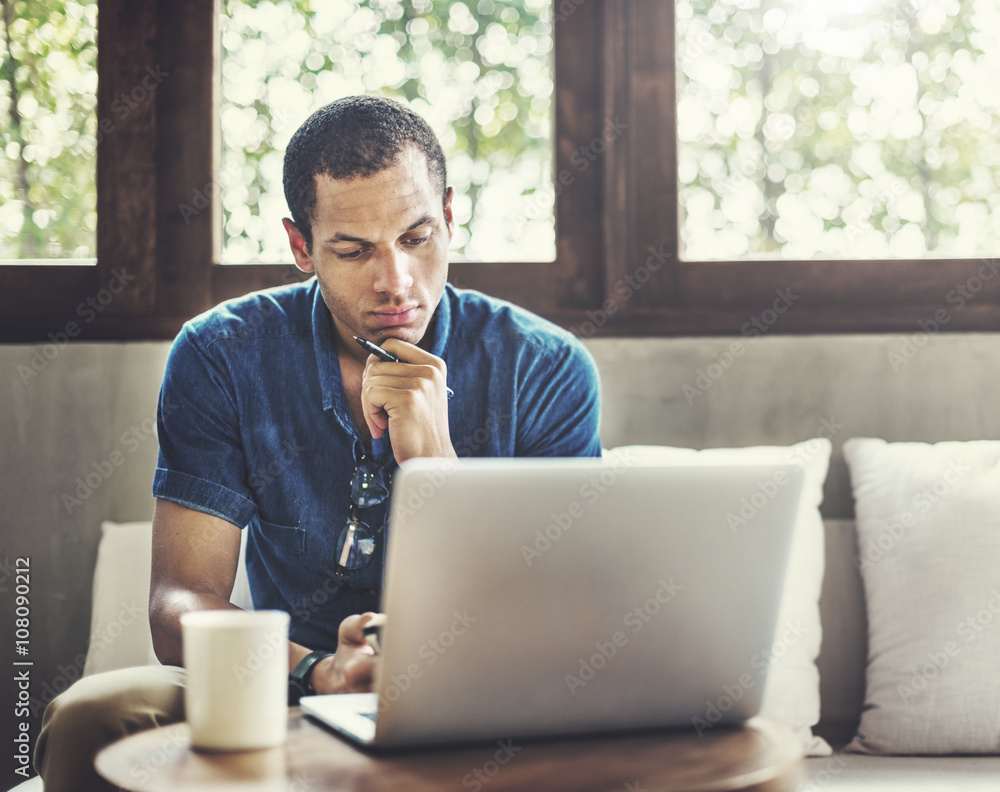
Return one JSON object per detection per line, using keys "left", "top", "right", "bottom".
{"left": 288, "top": 649, "right": 334, "bottom": 705}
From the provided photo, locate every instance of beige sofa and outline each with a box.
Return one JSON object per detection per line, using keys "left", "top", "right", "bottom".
{"left": 5, "top": 332, "right": 1000, "bottom": 789}
{"left": 593, "top": 334, "right": 1000, "bottom": 789}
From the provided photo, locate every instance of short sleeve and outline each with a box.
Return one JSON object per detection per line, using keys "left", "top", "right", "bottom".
{"left": 152, "top": 323, "right": 257, "bottom": 528}
{"left": 515, "top": 336, "right": 602, "bottom": 458}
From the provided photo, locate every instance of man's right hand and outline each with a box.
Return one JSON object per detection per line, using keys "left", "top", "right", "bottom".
{"left": 310, "top": 612, "right": 381, "bottom": 694}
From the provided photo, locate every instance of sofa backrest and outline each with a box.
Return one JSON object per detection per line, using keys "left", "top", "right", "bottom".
{"left": 4, "top": 332, "right": 999, "bottom": 744}
{"left": 80, "top": 516, "right": 872, "bottom": 740}
{"left": 584, "top": 334, "right": 1000, "bottom": 519}
{"left": 817, "top": 519, "right": 867, "bottom": 742}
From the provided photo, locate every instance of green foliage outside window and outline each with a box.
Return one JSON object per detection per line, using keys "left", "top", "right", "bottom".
{"left": 0, "top": 0, "right": 97, "bottom": 260}
{"left": 678, "top": 0, "right": 1000, "bottom": 260}
{"left": 219, "top": 0, "right": 555, "bottom": 264}
{"left": 7, "top": 0, "right": 999, "bottom": 266}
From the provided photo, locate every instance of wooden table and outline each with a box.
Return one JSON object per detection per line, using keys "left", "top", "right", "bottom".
{"left": 96, "top": 709, "right": 803, "bottom": 791}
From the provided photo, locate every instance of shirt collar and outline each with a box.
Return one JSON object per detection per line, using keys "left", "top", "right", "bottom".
{"left": 311, "top": 279, "right": 344, "bottom": 415}
{"left": 425, "top": 282, "right": 453, "bottom": 360}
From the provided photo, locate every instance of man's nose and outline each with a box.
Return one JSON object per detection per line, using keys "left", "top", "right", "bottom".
{"left": 372, "top": 247, "right": 415, "bottom": 294}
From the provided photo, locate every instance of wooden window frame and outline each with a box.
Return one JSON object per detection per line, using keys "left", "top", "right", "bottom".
{"left": 3, "top": 0, "right": 998, "bottom": 343}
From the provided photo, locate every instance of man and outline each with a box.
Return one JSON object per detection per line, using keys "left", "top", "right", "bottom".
{"left": 35, "top": 95, "right": 601, "bottom": 791}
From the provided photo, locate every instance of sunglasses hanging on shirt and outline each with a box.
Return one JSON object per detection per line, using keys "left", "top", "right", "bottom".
{"left": 335, "top": 455, "right": 391, "bottom": 572}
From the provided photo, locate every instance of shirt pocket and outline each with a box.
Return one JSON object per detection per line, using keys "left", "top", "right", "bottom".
{"left": 253, "top": 516, "right": 306, "bottom": 563}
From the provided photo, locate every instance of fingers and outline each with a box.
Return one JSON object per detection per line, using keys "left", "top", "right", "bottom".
{"left": 338, "top": 611, "right": 378, "bottom": 647}
{"left": 361, "top": 611, "right": 384, "bottom": 629}
{"left": 362, "top": 366, "right": 447, "bottom": 393}
{"left": 360, "top": 338, "right": 448, "bottom": 398}
{"left": 331, "top": 612, "right": 381, "bottom": 693}
{"left": 379, "top": 338, "right": 440, "bottom": 367}
{"left": 363, "top": 372, "right": 446, "bottom": 409}
{"left": 358, "top": 341, "right": 455, "bottom": 462}
{"left": 360, "top": 359, "right": 450, "bottom": 439}
{"left": 341, "top": 652, "right": 376, "bottom": 693}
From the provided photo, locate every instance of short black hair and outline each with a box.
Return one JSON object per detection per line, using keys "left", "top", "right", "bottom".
{"left": 282, "top": 95, "right": 447, "bottom": 253}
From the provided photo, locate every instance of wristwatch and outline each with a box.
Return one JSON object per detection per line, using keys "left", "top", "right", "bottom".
{"left": 288, "top": 649, "right": 334, "bottom": 705}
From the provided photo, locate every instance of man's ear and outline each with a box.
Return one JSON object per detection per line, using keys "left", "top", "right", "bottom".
{"left": 443, "top": 186, "right": 454, "bottom": 241}
{"left": 282, "top": 218, "right": 315, "bottom": 273}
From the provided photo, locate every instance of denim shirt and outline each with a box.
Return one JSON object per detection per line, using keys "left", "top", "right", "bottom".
{"left": 153, "top": 279, "right": 602, "bottom": 651}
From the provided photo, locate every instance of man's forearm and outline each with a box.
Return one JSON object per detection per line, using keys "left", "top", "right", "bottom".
{"left": 152, "top": 593, "right": 336, "bottom": 685}
{"left": 149, "top": 589, "right": 241, "bottom": 667}
{"left": 288, "top": 641, "right": 340, "bottom": 690}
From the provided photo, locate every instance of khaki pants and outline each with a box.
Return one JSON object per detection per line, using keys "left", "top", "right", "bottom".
{"left": 34, "top": 665, "right": 186, "bottom": 792}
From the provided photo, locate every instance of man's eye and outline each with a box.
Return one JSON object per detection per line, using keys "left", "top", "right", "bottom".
{"left": 336, "top": 249, "right": 365, "bottom": 260}
{"left": 405, "top": 235, "right": 430, "bottom": 246}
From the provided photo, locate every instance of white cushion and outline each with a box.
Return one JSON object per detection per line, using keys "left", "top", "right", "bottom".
{"left": 605, "top": 439, "right": 833, "bottom": 756}
{"left": 844, "top": 437, "right": 1000, "bottom": 754}
{"left": 803, "top": 753, "right": 1000, "bottom": 789}
{"left": 7, "top": 777, "right": 44, "bottom": 792}
{"left": 84, "top": 520, "right": 160, "bottom": 675}
{"left": 84, "top": 520, "right": 253, "bottom": 675}
{"left": 230, "top": 527, "right": 253, "bottom": 611}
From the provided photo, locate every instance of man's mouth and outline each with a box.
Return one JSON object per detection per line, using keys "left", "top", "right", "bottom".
{"left": 371, "top": 305, "right": 419, "bottom": 328}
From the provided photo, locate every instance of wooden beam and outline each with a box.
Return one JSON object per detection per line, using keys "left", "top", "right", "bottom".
{"left": 550, "top": 0, "right": 605, "bottom": 310}
{"left": 155, "top": 0, "right": 217, "bottom": 319}
{"left": 96, "top": 0, "right": 157, "bottom": 311}
{"left": 601, "top": 1, "right": 631, "bottom": 308}
{"left": 629, "top": 0, "right": 678, "bottom": 310}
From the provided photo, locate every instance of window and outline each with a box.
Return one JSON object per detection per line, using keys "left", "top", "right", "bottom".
{"left": 219, "top": 0, "right": 555, "bottom": 264}
{"left": 1, "top": 0, "right": 98, "bottom": 262}
{"left": 677, "top": 0, "right": 1000, "bottom": 261}
{"left": 3, "top": 0, "right": 999, "bottom": 342}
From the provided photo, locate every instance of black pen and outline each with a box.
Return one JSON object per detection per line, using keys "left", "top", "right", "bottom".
{"left": 353, "top": 336, "right": 454, "bottom": 399}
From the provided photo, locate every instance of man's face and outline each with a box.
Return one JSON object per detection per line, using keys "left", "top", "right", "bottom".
{"left": 284, "top": 146, "right": 453, "bottom": 360}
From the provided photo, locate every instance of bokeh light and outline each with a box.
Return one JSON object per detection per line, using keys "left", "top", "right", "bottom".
{"left": 1, "top": 0, "right": 97, "bottom": 261}
{"left": 219, "top": 0, "right": 555, "bottom": 264}
{"left": 677, "top": 0, "right": 1000, "bottom": 260}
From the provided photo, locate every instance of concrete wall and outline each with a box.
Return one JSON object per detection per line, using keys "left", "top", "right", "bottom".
{"left": 2, "top": 332, "right": 1000, "bottom": 787}
{"left": 589, "top": 333, "right": 1000, "bottom": 518}
{"left": 2, "top": 343, "right": 169, "bottom": 788}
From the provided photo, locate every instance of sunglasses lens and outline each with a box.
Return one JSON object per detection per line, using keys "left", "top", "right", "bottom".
{"left": 336, "top": 519, "right": 376, "bottom": 570}
{"left": 352, "top": 459, "right": 389, "bottom": 508}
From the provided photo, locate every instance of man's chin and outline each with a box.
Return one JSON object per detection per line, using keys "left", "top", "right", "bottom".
{"left": 367, "top": 323, "right": 427, "bottom": 348}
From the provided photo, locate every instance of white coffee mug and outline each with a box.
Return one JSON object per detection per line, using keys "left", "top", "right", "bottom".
{"left": 181, "top": 609, "right": 290, "bottom": 751}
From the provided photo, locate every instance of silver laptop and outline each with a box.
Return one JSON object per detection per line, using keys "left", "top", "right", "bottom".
{"left": 301, "top": 455, "right": 803, "bottom": 749}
